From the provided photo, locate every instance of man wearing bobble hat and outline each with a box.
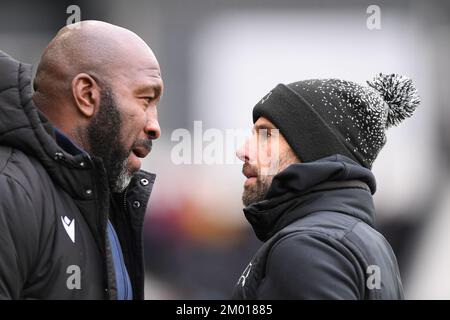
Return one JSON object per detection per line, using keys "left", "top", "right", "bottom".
{"left": 234, "top": 74, "right": 420, "bottom": 299}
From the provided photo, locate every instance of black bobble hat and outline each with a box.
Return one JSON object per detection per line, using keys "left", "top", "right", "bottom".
{"left": 253, "top": 74, "right": 420, "bottom": 169}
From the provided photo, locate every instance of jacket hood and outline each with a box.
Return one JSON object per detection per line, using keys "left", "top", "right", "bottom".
{"left": 244, "top": 154, "right": 377, "bottom": 241}
{"left": 0, "top": 51, "right": 58, "bottom": 162}
{"left": 0, "top": 50, "right": 94, "bottom": 198}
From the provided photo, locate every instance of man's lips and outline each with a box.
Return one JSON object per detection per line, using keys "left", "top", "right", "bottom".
{"left": 132, "top": 146, "right": 151, "bottom": 158}
{"left": 242, "top": 164, "right": 257, "bottom": 179}
{"left": 131, "top": 139, "right": 153, "bottom": 158}
{"left": 242, "top": 164, "right": 258, "bottom": 187}
{"left": 129, "top": 140, "right": 153, "bottom": 171}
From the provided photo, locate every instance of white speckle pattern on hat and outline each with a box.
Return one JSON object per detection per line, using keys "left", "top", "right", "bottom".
{"left": 288, "top": 74, "right": 420, "bottom": 167}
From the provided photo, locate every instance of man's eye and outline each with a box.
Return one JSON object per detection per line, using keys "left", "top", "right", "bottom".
{"left": 261, "top": 130, "right": 271, "bottom": 138}
{"left": 143, "top": 97, "right": 154, "bottom": 103}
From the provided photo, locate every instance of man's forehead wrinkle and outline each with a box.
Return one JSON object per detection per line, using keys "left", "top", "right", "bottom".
{"left": 111, "top": 67, "right": 154, "bottom": 84}
{"left": 140, "top": 66, "right": 161, "bottom": 74}
{"left": 111, "top": 71, "right": 163, "bottom": 97}
{"left": 140, "top": 66, "right": 160, "bottom": 71}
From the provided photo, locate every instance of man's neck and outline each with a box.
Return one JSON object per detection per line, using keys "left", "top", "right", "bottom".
{"left": 53, "top": 127, "right": 87, "bottom": 156}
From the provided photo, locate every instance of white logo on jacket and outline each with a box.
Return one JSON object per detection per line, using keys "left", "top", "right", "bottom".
{"left": 238, "top": 262, "right": 253, "bottom": 287}
{"left": 61, "top": 216, "right": 75, "bottom": 243}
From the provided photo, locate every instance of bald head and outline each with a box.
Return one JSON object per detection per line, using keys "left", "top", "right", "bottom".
{"left": 34, "top": 21, "right": 159, "bottom": 100}
{"left": 32, "top": 21, "right": 163, "bottom": 191}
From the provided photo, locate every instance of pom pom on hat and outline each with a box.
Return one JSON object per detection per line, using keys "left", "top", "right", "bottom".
{"left": 367, "top": 73, "right": 421, "bottom": 129}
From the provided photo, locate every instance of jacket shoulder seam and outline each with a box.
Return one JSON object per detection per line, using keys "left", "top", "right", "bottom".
{"left": 0, "top": 147, "right": 13, "bottom": 174}
{"left": 269, "top": 229, "right": 345, "bottom": 254}
{"left": 265, "top": 229, "right": 359, "bottom": 275}
{"left": 341, "top": 219, "right": 364, "bottom": 242}
{"left": 297, "top": 210, "right": 365, "bottom": 241}
{"left": 0, "top": 149, "right": 34, "bottom": 203}
{"left": 0, "top": 173, "right": 34, "bottom": 205}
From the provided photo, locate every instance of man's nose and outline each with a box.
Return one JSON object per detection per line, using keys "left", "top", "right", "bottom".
{"left": 144, "top": 115, "right": 161, "bottom": 140}
{"left": 236, "top": 139, "right": 250, "bottom": 162}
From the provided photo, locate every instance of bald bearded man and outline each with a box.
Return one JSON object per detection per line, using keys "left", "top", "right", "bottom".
{"left": 0, "top": 21, "right": 163, "bottom": 299}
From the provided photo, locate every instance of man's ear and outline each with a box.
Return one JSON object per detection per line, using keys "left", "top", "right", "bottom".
{"left": 71, "top": 73, "right": 101, "bottom": 118}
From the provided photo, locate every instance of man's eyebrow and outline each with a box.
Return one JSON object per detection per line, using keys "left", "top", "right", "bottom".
{"left": 136, "top": 82, "right": 163, "bottom": 97}
{"left": 253, "top": 124, "right": 276, "bottom": 131}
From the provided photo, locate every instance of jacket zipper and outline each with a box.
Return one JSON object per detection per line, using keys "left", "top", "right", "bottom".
{"left": 122, "top": 186, "right": 130, "bottom": 299}
{"left": 123, "top": 186, "right": 129, "bottom": 214}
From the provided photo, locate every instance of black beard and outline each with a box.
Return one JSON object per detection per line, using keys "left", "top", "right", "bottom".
{"left": 87, "top": 89, "right": 132, "bottom": 193}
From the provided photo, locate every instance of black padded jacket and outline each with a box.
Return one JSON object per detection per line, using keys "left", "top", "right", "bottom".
{"left": 0, "top": 50, "right": 155, "bottom": 299}
{"left": 233, "top": 154, "right": 404, "bottom": 300}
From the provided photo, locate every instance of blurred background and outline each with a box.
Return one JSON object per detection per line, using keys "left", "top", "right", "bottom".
{"left": 1, "top": 0, "right": 449, "bottom": 299}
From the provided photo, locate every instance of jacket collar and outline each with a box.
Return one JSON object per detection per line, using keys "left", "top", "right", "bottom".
{"left": 54, "top": 128, "right": 85, "bottom": 156}
{"left": 243, "top": 154, "right": 377, "bottom": 241}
